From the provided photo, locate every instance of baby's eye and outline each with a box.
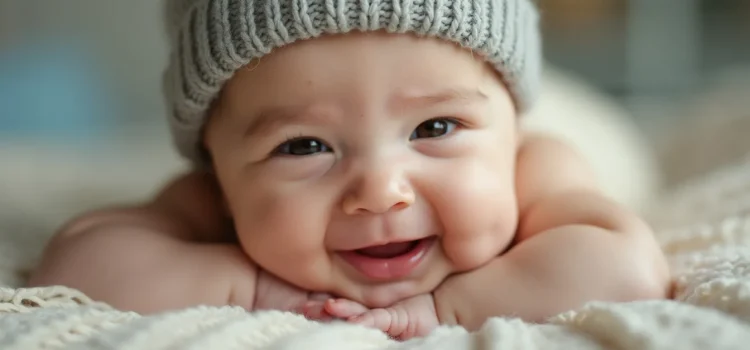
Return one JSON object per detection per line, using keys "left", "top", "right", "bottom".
{"left": 410, "top": 118, "right": 458, "bottom": 140}
{"left": 274, "top": 138, "right": 332, "bottom": 156}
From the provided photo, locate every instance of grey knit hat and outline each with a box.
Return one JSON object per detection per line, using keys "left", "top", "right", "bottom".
{"left": 163, "top": 0, "right": 542, "bottom": 163}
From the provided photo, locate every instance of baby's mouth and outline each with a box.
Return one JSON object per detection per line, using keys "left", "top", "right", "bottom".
{"left": 339, "top": 237, "right": 435, "bottom": 280}
{"left": 354, "top": 240, "right": 421, "bottom": 259}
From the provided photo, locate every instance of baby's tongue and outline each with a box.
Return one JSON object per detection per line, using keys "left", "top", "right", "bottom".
{"left": 356, "top": 241, "right": 417, "bottom": 259}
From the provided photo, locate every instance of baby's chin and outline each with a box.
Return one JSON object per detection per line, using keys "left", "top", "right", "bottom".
{"left": 343, "top": 281, "right": 440, "bottom": 308}
{"left": 332, "top": 263, "right": 453, "bottom": 308}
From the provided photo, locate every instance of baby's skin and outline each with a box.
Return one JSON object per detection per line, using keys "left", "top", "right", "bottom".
{"left": 29, "top": 33, "right": 670, "bottom": 340}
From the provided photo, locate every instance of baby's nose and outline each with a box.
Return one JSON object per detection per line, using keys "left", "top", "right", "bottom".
{"left": 341, "top": 168, "right": 415, "bottom": 215}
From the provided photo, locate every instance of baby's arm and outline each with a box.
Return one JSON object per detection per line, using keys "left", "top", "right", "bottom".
{"left": 433, "top": 133, "right": 671, "bottom": 331}
{"left": 28, "top": 171, "right": 261, "bottom": 313}
{"left": 28, "top": 171, "right": 334, "bottom": 315}
{"left": 30, "top": 226, "right": 259, "bottom": 313}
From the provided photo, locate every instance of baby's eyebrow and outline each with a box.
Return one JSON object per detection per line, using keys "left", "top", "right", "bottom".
{"left": 242, "top": 88, "right": 487, "bottom": 139}
{"left": 243, "top": 106, "right": 334, "bottom": 140}
{"left": 389, "top": 87, "right": 488, "bottom": 111}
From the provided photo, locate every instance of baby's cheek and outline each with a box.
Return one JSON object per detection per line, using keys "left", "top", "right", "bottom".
{"left": 436, "top": 173, "right": 518, "bottom": 271}
{"left": 234, "top": 196, "right": 333, "bottom": 289}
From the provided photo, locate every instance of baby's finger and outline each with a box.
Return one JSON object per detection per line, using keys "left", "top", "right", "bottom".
{"left": 323, "top": 298, "right": 369, "bottom": 319}
{"left": 350, "top": 308, "right": 413, "bottom": 339}
{"left": 301, "top": 301, "right": 334, "bottom": 322}
{"left": 349, "top": 309, "right": 394, "bottom": 332}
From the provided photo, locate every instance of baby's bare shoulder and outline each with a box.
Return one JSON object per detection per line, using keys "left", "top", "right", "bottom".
{"left": 30, "top": 225, "right": 259, "bottom": 313}
{"left": 515, "top": 132, "right": 599, "bottom": 213}
{"left": 30, "top": 171, "right": 252, "bottom": 313}
{"left": 515, "top": 132, "right": 655, "bottom": 242}
{"left": 52, "top": 171, "right": 229, "bottom": 244}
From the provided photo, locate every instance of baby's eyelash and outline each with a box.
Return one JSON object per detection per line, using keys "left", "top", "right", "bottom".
{"left": 282, "top": 132, "right": 305, "bottom": 143}
{"left": 443, "top": 117, "right": 464, "bottom": 126}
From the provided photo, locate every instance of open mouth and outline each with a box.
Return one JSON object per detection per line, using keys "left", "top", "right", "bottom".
{"left": 354, "top": 240, "right": 422, "bottom": 259}
{"left": 339, "top": 237, "right": 435, "bottom": 280}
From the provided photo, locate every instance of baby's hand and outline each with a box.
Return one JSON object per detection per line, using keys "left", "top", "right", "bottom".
{"left": 254, "top": 270, "right": 334, "bottom": 320}
{"left": 320, "top": 294, "right": 439, "bottom": 340}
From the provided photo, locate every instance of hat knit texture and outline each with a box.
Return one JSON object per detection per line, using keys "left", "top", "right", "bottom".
{"left": 163, "top": 0, "right": 542, "bottom": 163}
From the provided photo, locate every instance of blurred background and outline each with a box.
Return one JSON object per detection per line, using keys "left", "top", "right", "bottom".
{"left": 2, "top": 1, "right": 748, "bottom": 134}
{"left": 0, "top": 0, "right": 749, "bottom": 230}
{"left": 539, "top": 0, "right": 750, "bottom": 127}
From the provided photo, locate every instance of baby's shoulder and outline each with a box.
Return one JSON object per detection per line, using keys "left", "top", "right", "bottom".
{"left": 514, "top": 130, "right": 600, "bottom": 212}
{"left": 517, "top": 130, "right": 572, "bottom": 152}
{"left": 515, "top": 131, "right": 586, "bottom": 169}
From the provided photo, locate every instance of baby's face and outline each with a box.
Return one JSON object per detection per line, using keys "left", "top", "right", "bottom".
{"left": 205, "top": 32, "right": 519, "bottom": 307}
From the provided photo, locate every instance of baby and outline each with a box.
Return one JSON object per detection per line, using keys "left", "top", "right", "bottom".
{"left": 29, "top": 0, "right": 671, "bottom": 340}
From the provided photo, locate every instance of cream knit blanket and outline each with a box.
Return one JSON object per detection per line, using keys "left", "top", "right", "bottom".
{"left": 2, "top": 157, "right": 750, "bottom": 350}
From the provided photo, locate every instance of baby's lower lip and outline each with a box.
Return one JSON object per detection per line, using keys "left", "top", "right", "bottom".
{"left": 338, "top": 238, "right": 434, "bottom": 281}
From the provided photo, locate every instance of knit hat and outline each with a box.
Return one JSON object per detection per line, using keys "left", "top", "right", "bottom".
{"left": 163, "top": 0, "right": 542, "bottom": 164}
